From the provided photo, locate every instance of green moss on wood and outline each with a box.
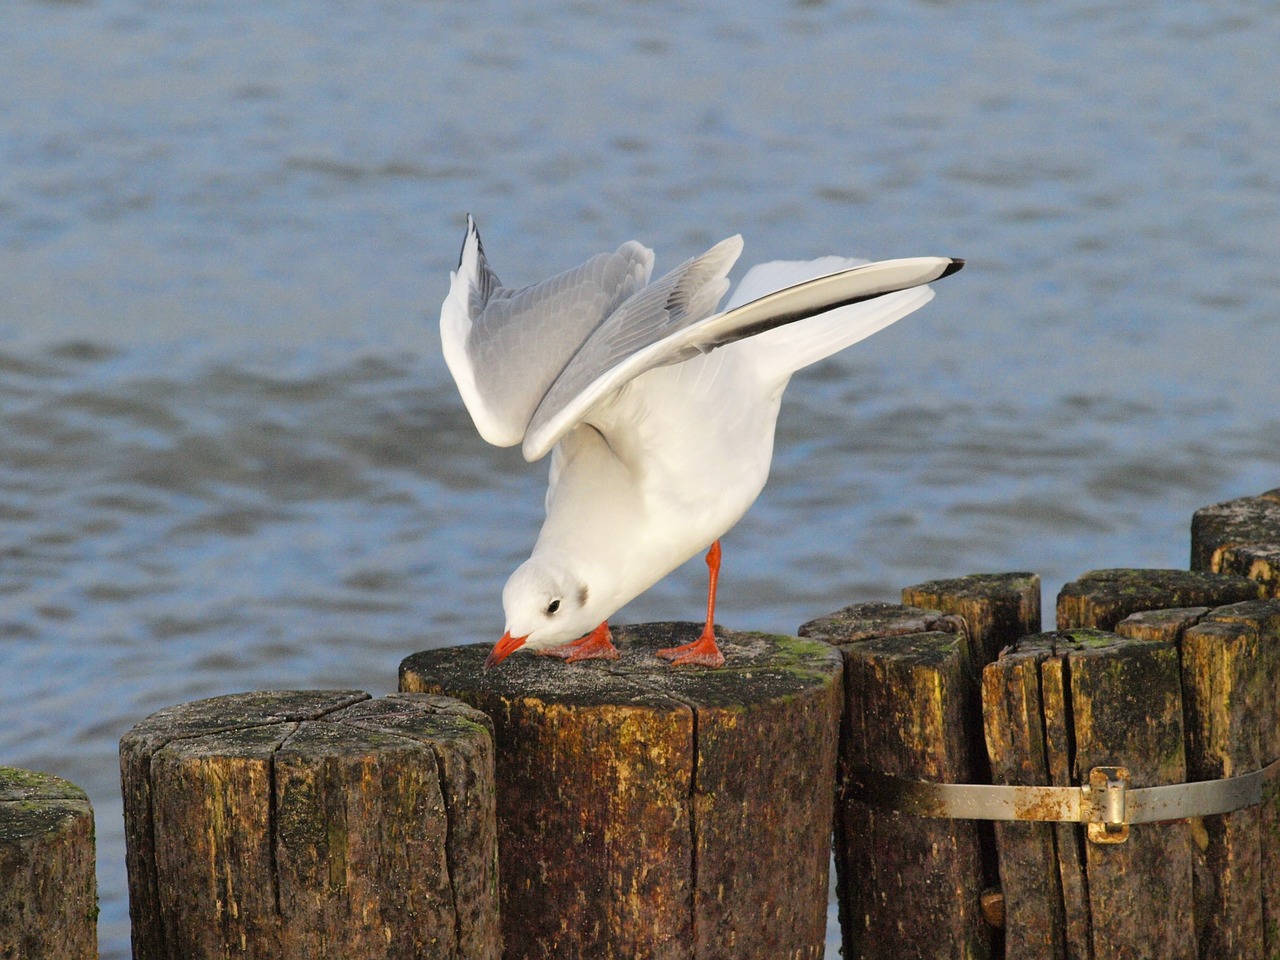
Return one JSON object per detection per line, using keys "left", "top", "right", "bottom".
{"left": 400, "top": 623, "right": 840, "bottom": 960}
{"left": 1057, "top": 568, "right": 1262, "bottom": 631}
{"left": 1192, "top": 492, "right": 1280, "bottom": 572}
{"left": 0, "top": 767, "right": 88, "bottom": 803}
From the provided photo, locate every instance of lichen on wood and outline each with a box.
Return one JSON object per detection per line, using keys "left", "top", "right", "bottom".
{"left": 119, "top": 690, "right": 499, "bottom": 960}
{"left": 0, "top": 767, "right": 97, "bottom": 960}
{"left": 1056, "top": 568, "right": 1262, "bottom": 631}
{"left": 902, "top": 572, "right": 1042, "bottom": 671}
{"left": 400, "top": 623, "right": 842, "bottom": 960}
{"left": 1191, "top": 489, "right": 1280, "bottom": 583}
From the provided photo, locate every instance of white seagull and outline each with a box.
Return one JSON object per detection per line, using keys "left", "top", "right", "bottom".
{"left": 440, "top": 216, "right": 962, "bottom": 669}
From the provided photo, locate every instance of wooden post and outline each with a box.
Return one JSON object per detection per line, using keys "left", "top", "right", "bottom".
{"left": 799, "top": 603, "right": 991, "bottom": 960}
{"left": 1036, "top": 642, "right": 1093, "bottom": 960}
{"left": 1191, "top": 489, "right": 1280, "bottom": 592}
{"left": 1181, "top": 600, "right": 1280, "bottom": 959}
{"left": 0, "top": 768, "right": 97, "bottom": 960}
{"left": 902, "top": 572, "right": 1042, "bottom": 672}
{"left": 1114, "top": 607, "right": 1210, "bottom": 643}
{"left": 982, "top": 645, "right": 1067, "bottom": 960}
{"left": 900, "top": 572, "right": 1041, "bottom": 950}
{"left": 984, "top": 629, "right": 1196, "bottom": 960}
{"left": 1069, "top": 631, "right": 1196, "bottom": 959}
{"left": 798, "top": 599, "right": 963, "bottom": 646}
{"left": 1056, "top": 568, "right": 1262, "bottom": 631}
{"left": 400, "top": 623, "right": 842, "bottom": 960}
{"left": 119, "top": 690, "right": 500, "bottom": 960}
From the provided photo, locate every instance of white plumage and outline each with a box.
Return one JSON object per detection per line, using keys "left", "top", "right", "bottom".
{"left": 439, "top": 216, "right": 962, "bottom": 668}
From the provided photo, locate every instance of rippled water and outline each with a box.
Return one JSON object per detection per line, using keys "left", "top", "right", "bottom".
{"left": 3, "top": 1, "right": 1279, "bottom": 956}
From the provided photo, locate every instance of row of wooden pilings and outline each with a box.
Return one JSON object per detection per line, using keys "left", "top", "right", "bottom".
{"left": 4, "top": 487, "right": 1280, "bottom": 959}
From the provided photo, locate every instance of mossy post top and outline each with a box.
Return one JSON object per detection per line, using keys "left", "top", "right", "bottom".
{"left": 401, "top": 622, "right": 842, "bottom": 709}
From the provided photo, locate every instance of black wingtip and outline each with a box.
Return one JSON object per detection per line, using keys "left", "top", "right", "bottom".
{"left": 940, "top": 258, "right": 965, "bottom": 279}
{"left": 458, "top": 213, "right": 484, "bottom": 270}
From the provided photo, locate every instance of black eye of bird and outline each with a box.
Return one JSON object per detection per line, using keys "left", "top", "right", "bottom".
{"left": 546, "top": 599, "right": 561, "bottom": 615}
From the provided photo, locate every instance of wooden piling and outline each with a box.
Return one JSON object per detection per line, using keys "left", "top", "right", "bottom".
{"left": 1116, "top": 599, "right": 1280, "bottom": 958}
{"left": 1069, "top": 631, "right": 1196, "bottom": 959}
{"left": 119, "top": 690, "right": 500, "bottom": 960}
{"left": 1056, "top": 568, "right": 1262, "bottom": 631}
{"left": 400, "top": 623, "right": 842, "bottom": 960}
{"left": 981, "top": 645, "right": 1067, "bottom": 960}
{"left": 985, "top": 629, "right": 1197, "bottom": 960}
{"left": 1114, "top": 607, "right": 1210, "bottom": 643}
{"left": 1181, "top": 601, "right": 1280, "bottom": 959}
{"left": 1191, "top": 489, "right": 1280, "bottom": 593}
{"left": 1036, "top": 641, "right": 1093, "bottom": 960}
{"left": 799, "top": 602, "right": 991, "bottom": 960}
{"left": 902, "top": 572, "right": 1042, "bottom": 672}
{"left": 0, "top": 767, "right": 97, "bottom": 960}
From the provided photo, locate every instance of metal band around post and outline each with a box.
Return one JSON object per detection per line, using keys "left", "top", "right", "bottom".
{"left": 848, "top": 755, "right": 1280, "bottom": 844}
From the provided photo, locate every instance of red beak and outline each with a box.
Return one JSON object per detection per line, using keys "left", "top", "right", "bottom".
{"left": 484, "top": 631, "right": 527, "bottom": 671}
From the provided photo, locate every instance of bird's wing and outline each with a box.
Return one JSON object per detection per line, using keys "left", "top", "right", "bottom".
{"left": 440, "top": 215, "right": 654, "bottom": 447}
{"left": 521, "top": 234, "right": 744, "bottom": 460}
{"left": 521, "top": 254, "right": 963, "bottom": 461}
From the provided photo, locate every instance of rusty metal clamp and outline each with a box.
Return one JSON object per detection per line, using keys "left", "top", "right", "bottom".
{"left": 847, "top": 755, "right": 1280, "bottom": 845}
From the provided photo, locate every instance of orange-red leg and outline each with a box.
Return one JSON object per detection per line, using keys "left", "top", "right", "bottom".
{"left": 538, "top": 621, "right": 619, "bottom": 662}
{"left": 657, "top": 540, "right": 726, "bottom": 668}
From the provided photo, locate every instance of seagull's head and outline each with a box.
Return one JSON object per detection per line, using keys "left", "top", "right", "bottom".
{"left": 485, "top": 555, "right": 594, "bottom": 669}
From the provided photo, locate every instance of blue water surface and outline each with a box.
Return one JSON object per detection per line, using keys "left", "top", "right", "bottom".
{"left": 3, "top": 1, "right": 1279, "bottom": 955}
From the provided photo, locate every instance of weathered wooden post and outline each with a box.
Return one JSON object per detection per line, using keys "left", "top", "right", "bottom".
{"left": 900, "top": 572, "right": 1043, "bottom": 946}
{"left": 1191, "top": 488, "right": 1280, "bottom": 593}
{"left": 1124, "top": 599, "right": 1280, "bottom": 960}
{"left": 1114, "top": 606, "right": 1210, "bottom": 643}
{"left": 1066, "top": 631, "right": 1195, "bottom": 959}
{"left": 400, "top": 623, "right": 842, "bottom": 960}
{"left": 799, "top": 602, "right": 991, "bottom": 960}
{"left": 984, "top": 629, "right": 1197, "bottom": 960}
{"left": 0, "top": 767, "right": 97, "bottom": 960}
{"left": 1056, "top": 568, "right": 1262, "bottom": 631}
{"left": 119, "top": 690, "right": 500, "bottom": 960}
{"left": 981, "top": 645, "right": 1068, "bottom": 960}
{"left": 902, "top": 572, "right": 1042, "bottom": 672}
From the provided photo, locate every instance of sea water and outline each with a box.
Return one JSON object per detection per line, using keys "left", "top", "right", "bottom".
{"left": 3, "top": 1, "right": 1279, "bottom": 955}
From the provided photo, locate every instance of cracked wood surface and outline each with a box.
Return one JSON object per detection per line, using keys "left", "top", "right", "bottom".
{"left": 0, "top": 766, "right": 97, "bottom": 960}
{"left": 801, "top": 602, "right": 992, "bottom": 960}
{"left": 400, "top": 623, "right": 842, "bottom": 960}
{"left": 119, "top": 690, "right": 499, "bottom": 960}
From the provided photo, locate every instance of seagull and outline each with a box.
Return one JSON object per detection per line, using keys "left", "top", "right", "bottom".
{"left": 440, "top": 216, "right": 961, "bottom": 669}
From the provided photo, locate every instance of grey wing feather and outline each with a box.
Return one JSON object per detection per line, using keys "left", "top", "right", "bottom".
{"left": 525, "top": 234, "right": 744, "bottom": 452}
{"left": 441, "top": 216, "right": 654, "bottom": 447}
{"left": 520, "top": 253, "right": 963, "bottom": 460}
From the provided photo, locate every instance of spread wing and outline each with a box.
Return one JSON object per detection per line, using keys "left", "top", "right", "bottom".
{"left": 440, "top": 215, "right": 654, "bottom": 446}
{"left": 438, "top": 216, "right": 962, "bottom": 464}
{"left": 520, "top": 254, "right": 964, "bottom": 461}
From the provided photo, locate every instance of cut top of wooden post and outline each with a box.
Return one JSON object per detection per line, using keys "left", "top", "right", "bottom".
{"left": 1, "top": 767, "right": 97, "bottom": 960}
{"left": 0, "top": 767, "right": 94, "bottom": 858}
{"left": 400, "top": 624, "right": 843, "bottom": 960}
{"left": 901, "top": 572, "right": 1042, "bottom": 671}
{"left": 404, "top": 623, "right": 843, "bottom": 707}
{"left": 1, "top": 766, "right": 89, "bottom": 806}
{"left": 797, "top": 600, "right": 963, "bottom": 645}
{"left": 1191, "top": 489, "right": 1280, "bottom": 577}
{"left": 119, "top": 690, "right": 499, "bottom": 960}
{"left": 1056, "top": 568, "right": 1263, "bottom": 631}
